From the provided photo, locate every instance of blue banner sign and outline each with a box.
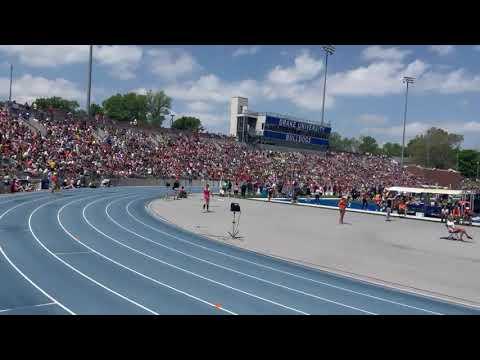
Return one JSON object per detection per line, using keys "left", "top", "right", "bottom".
{"left": 265, "top": 116, "right": 331, "bottom": 136}
{"left": 263, "top": 130, "right": 329, "bottom": 146}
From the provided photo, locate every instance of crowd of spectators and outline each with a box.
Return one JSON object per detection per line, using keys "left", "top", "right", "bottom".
{"left": 0, "top": 101, "right": 470, "bottom": 199}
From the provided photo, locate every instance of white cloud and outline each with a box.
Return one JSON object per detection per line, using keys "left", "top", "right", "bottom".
{"left": 0, "top": 74, "right": 82, "bottom": 104}
{"left": 233, "top": 46, "right": 262, "bottom": 57}
{"left": 131, "top": 88, "right": 148, "bottom": 95}
{"left": 0, "top": 45, "right": 89, "bottom": 67}
{"left": 165, "top": 74, "right": 261, "bottom": 103}
{"left": 362, "top": 46, "right": 411, "bottom": 62}
{"left": 429, "top": 45, "right": 455, "bottom": 56}
{"left": 0, "top": 45, "right": 143, "bottom": 80}
{"left": 363, "top": 122, "right": 431, "bottom": 139}
{"left": 328, "top": 60, "right": 428, "bottom": 96}
{"left": 267, "top": 50, "right": 323, "bottom": 85}
{"left": 147, "top": 48, "right": 199, "bottom": 80}
{"left": 186, "top": 101, "right": 214, "bottom": 112}
{"left": 417, "top": 68, "right": 480, "bottom": 93}
{"left": 94, "top": 45, "right": 143, "bottom": 80}
{"left": 357, "top": 114, "right": 388, "bottom": 126}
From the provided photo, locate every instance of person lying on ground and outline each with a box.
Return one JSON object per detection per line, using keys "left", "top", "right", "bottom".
{"left": 446, "top": 215, "right": 473, "bottom": 241}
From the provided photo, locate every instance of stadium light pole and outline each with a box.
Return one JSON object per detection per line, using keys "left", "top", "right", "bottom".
{"left": 401, "top": 76, "right": 415, "bottom": 169}
{"left": 170, "top": 113, "right": 175, "bottom": 127}
{"left": 87, "top": 45, "right": 93, "bottom": 122}
{"left": 9, "top": 64, "right": 13, "bottom": 102}
{"left": 320, "top": 45, "right": 335, "bottom": 127}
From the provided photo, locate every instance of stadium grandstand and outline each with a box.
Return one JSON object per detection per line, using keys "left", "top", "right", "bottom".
{"left": 1, "top": 98, "right": 480, "bottom": 211}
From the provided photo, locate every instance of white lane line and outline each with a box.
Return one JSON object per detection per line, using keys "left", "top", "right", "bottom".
{"left": 0, "top": 302, "right": 57, "bottom": 314}
{"left": 65, "top": 195, "right": 238, "bottom": 315}
{"left": 0, "top": 195, "right": 76, "bottom": 315}
{"left": 108, "top": 196, "right": 376, "bottom": 315}
{"left": 0, "top": 196, "right": 50, "bottom": 221}
{"left": 131, "top": 197, "right": 444, "bottom": 315}
{"left": 55, "top": 251, "right": 93, "bottom": 256}
{"left": 89, "top": 196, "right": 310, "bottom": 315}
{"left": 25, "top": 195, "right": 158, "bottom": 315}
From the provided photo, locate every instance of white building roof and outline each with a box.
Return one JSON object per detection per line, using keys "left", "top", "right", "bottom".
{"left": 386, "top": 186, "right": 465, "bottom": 196}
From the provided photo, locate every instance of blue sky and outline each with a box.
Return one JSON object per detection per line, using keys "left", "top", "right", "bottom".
{"left": 1, "top": 45, "right": 480, "bottom": 149}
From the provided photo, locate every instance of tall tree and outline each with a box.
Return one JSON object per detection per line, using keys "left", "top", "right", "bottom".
{"left": 328, "top": 132, "right": 344, "bottom": 151}
{"left": 145, "top": 90, "right": 171, "bottom": 127}
{"left": 407, "top": 127, "right": 463, "bottom": 169}
{"left": 102, "top": 93, "right": 148, "bottom": 122}
{"left": 34, "top": 97, "right": 79, "bottom": 113}
{"left": 359, "top": 136, "right": 380, "bottom": 154}
{"left": 90, "top": 103, "right": 104, "bottom": 116}
{"left": 382, "top": 142, "right": 403, "bottom": 157}
{"left": 458, "top": 149, "right": 480, "bottom": 178}
{"left": 172, "top": 116, "right": 203, "bottom": 131}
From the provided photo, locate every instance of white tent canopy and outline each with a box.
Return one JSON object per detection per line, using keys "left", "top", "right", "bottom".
{"left": 386, "top": 186, "right": 465, "bottom": 196}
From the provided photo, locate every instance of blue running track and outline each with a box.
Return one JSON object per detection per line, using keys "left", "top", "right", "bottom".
{"left": 0, "top": 186, "right": 479, "bottom": 315}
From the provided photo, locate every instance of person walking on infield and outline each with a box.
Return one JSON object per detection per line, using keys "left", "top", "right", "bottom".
{"left": 361, "top": 193, "right": 368, "bottom": 210}
{"left": 202, "top": 184, "right": 211, "bottom": 212}
{"left": 338, "top": 196, "right": 348, "bottom": 224}
{"left": 385, "top": 194, "right": 393, "bottom": 221}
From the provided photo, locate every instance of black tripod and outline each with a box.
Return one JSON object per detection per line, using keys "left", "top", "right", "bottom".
{"left": 227, "top": 202, "right": 241, "bottom": 239}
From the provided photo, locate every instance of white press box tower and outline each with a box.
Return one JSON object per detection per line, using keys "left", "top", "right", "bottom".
{"left": 230, "top": 96, "right": 249, "bottom": 136}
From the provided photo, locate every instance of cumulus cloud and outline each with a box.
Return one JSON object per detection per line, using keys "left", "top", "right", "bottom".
{"left": 165, "top": 74, "right": 261, "bottom": 103}
{"left": 429, "top": 45, "right": 455, "bottom": 56}
{"left": 147, "top": 48, "right": 200, "bottom": 80}
{"left": 144, "top": 46, "right": 480, "bottom": 133}
{"left": 327, "top": 59, "right": 429, "bottom": 97}
{"left": 267, "top": 50, "right": 323, "bottom": 85}
{"left": 186, "top": 101, "right": 214, "bottom": 112}
{"left": 0, "top": 45, "right": 143, "bottom": 80}
{"left": 131, "top": 88, "right": 148, "bottom": 95}
{"left": 0, "top": 74, "right": 82, "bottom": 104}
{"left": 417, "top": 68, "right": 480, "bottom": 93}
{"left": 362, "top": 46, "right": 412, "bottom": 62}
{"left": 94, "top": 45, "right": 143, "bottom": 80}
{"left": 0, "top": 45, "right": 89, "bottom": 67}
{"left": 233, "top": 46, "right": 262, "bottom": 57}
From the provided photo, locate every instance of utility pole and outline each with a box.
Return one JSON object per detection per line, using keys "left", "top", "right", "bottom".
{"left": 86, "top": 45, "right": 93, "bottom": 121}
{"left": 401, "top": 76, "right": 415, "bottom": 168}
{"left": 9, "top": 64, "right": 13, "bottom": 102}
{"left": 320, "top": 45, "right": 335, "bottom": 126}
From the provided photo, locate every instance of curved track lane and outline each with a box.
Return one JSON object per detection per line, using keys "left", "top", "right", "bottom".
{"left": 1, "top": 187, "right": 479, "bottom": 315}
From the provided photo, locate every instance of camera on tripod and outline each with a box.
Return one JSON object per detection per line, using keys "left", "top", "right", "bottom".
{"left": 228, "top": 202, "right": 241, "bottom": 239}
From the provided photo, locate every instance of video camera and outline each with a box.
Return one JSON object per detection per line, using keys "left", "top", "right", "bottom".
{"left": 230, "top": 202, "right": 241, "bottom": 212}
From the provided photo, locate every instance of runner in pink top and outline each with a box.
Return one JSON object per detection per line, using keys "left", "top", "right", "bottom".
{"left": 202, "top": 184, "right": 211, "bottom": 212}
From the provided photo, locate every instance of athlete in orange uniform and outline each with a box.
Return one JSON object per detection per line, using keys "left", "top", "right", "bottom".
{"left": 338, "top": 196, "right": 348, "bottom": 224}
